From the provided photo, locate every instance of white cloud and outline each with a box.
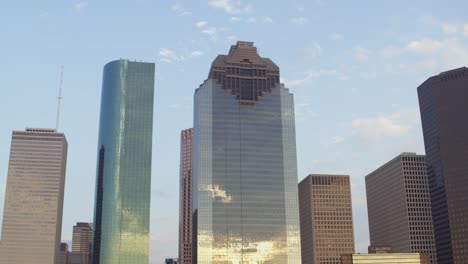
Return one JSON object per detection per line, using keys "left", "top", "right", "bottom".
{"left": 281, "top": 68, "right": 338, "bottom": 87}
{"left": 195, "top": 21, "right": 208, "bottom": 28}
{"left": 158, "top": 48, "right": 185, "bottom": 63}
{"left": 442, "top": 23, "right": 458, "bottom": 34}
{"left": 329, "top": 32, "right": 343, "bottom": 41}
{"left": 201, "top": 27, "right": 217, "bottom": 36}
{"left": 351, "top": 108, "right": 420, "bottom": 141}
{"left": 289, "top": 17, "right": 308, "bottom": 25}
{"left": 382, "top": 37, "right": 468, "bottom": 70}
{"left": 247, "top": 17, "right": 256, "bottom": 24}
{"left": 353, "top": 46, "right": 372, "bottom": 61}
{"left": 230, "top": 16, "right": 242, "bottom": 22}
{"left": 171, "top": 3, "right": 191, "bottom": 16}
{"left": 208, "top": 0, "right": 245, "bottom": 14}
{"left": 262, "top": 16, "right": 273, "bottom": 24}
{"left": 226, "top": 35, "right": 237, "bottom": 42}
{"left": 74, "top": 1, "right": 88, "bottom": 11}
{"left": 464, "top": 24, "right": 468, "bottom": 36}
{"left": 190, "top": 50, "right": 204, "bottom": 57}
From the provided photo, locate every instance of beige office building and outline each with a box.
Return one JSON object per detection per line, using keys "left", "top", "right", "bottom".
{"left": 178, "top": 128, "right": 193, "bottom": 264}
{"left": 299, "top": 174, "right": 355, "bottom": 264}
{"left": 71, "top": 222, "right": 93, "bottom": 264}
{"left": 365, "top": 153, "right": 437, "bottom": 264}
{"left": 0, "top": 128, "right": 68, "bottom": 264}
{"left": 341, "top": 253, "right": 430, "bottom": 264}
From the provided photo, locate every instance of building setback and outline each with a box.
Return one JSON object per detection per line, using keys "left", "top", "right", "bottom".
{"left": 92, "top": 59, "right": 155, "bottom": 264}
{"left": 417, "top": 67, "right": 468, "bottom": 264}
{"left": 193, "top": 41, "right": 302, "bottom": 263}
{"left": 179, "top": 128, "right": 193, "bottom": 264}
{"left": 0, "top": 128, "right": 68, "bottom": 264}
{"left": 365, "top": 152, "right": 437, "bottom": 264}
{"left": 299, "top": 174, "right": 355, "bottom": 264}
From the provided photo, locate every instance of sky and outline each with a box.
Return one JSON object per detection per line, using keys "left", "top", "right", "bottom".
{"left": 1, "top": 0, "right": 468, "bottom": 262}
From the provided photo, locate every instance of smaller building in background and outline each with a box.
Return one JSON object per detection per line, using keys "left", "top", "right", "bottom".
{"left": 165, "top": 258, "right": 178, "bottom": 264}
{"left": 299, "top": 174, "right": 355, "bottom": 264}
{"left": 71, "top": 222, "right": 93, "bottom": 264}
{"left": 57, "top": 243, "right": 69, "bottom": 264}
{"left": 341, "top": 253, "right": 430, "bottom": 264}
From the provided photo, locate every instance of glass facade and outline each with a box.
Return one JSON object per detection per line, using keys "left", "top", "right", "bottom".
{"left": 193, "top": 42, "right": 302, "bottom": 264}
{"left": 92, "top": 59, "right": 155, "bottom": 264}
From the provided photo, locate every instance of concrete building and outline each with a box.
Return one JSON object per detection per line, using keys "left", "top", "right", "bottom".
{"left": 92, "top": 59, "right": 155, "bottom": 264}
{"left": 178, "top": 128, "right": 193, "bottom": 264}
{"left": 58, "top": 243, "right": 70, "bottom": 264}
{"left": 193, "top": 41, "right": 302, "bottom": 263}
{"left": 299, "top": 174, "right": 355, "bottom": 264}
{"left": 341, "top": 253, "right": 430, "bottom": 264}
{"left": 0, "top": 128, "right": 68, "bottom": 264}
{"left": 365, "top": 153, "right": 437, "bottom": 264}
{"left": 417, "top": 67, "right": 468, "bottom": 264}
{"left": 71, "top": 222, "right": 93, "bottom": 264}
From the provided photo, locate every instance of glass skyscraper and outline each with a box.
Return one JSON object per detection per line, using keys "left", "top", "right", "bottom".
{"left": 193, "top": 41, "right": 302, "bottom": 264}
{"left": 92, "top": 59, "right": 155, "bottom": 264}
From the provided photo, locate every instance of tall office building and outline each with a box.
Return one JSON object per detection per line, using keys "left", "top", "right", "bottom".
{"left": 299, "top": 174, "right": 355, "bottom": 264}
{"left": 92, "top": 59, "right": 155, "bottom": 264}
{"left": 193, "top": 41, "right": 302, "bottom": 263}
{"left": 365, "top": 153, "right": 437, "bottom": 264}
{"left": 178, "top": 128, "right": 193, "bottom": 264}
{"left": 417, "top": 67, "right": 468, "bottom": 264}
{"left": 71, "top": 222, "right": 93, "bottom": 264}
{"left": 58, "top": 243, "right": 70, "bottom": 264}
{"left": 0, "top": 128, "right": 68, "bottom": 264}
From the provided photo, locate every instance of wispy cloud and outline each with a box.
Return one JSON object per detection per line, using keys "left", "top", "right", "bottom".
{"left": 190, "top": 50, "right": 204, "bottom": 58}
{"left": 329, "top": 32, "right": 344, "bottom": 41}
{"left": 158, "top": 48, "right": 185, "bottom": 63}
{"left": 289, "top": 17, "right": 308, "bottom": 25}
{"left": 353, "top": 46, "right": 372, "bottom": 61}
{"left": 351, "top": 108, "right": 420, "bottom": 141}
{"left": 208, "top": 0, "right": 251, "bottom": 14}
{"left": 230, "top": 16, "right": 242, "bottom": 22}
{"left": 246, "top": 17, "right": 256, "bottom": 24}
{"left": 74, "top": 1, "right": 88, "bottom": 11}
{"left": 171, "top": 3, "right": 191, "bottom": 16}
{"left": 195, "top": 21, "right": 208, "bottom": 28}
{"left": 226, "top": 35, "right": 237, "bottom": 42}
{"left": 201, "top": 26, "right": 217, "bottom": 36}
{"left": 262, "top": 16, "right": 273, "bottom": 24}
{"left": 281, "top": 68, "right": 344, "bottom": 87}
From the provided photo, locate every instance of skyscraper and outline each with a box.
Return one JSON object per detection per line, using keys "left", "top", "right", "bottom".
{"left": 417, "top": 67, "right": 468, "bottom": 264}
{"left": 299, "top": 174, "right": 355, "bottom": 264}
{"left": 92, "top": 59, "right": 155, "bottom": 264}
{"left": 179, "top": 128, "right": 193, "bottom": 264}
{"left": 193, "top": 41, "right": 302, "bottom": 263}
{"left": 72, "top": 222, "right": 93, "bottom": 264}
{"left": 0, "top": 128, "right": 68, "bottom": 264}
{"left": 365, "top": 153, "right": 437, "bottom": 264}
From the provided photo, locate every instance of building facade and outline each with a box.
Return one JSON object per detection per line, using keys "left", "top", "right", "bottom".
{"left": 417, "top": 67, "right": 468, "bottom": 264}
{"left": 179, "top": 128, "right": 193, "bottom": 264}
{"left": 193, "top": 41, "right": 302, "bottom": 263}
{"left": 341, "top": 253, "right": 430, "bottom": 264}
{"left": 0, "top": 128, "right": 68, "bottom": 264}
{"left": 92, "top": 59, "right": 155, "bottom": 264}
{"left": 72, "top": 222, "right": 93, "bottom": 264}
{"left": 365, "top": 153, "right": 437, "bottom": 264}
{"left": 299, "top": 174, "right": 355, "bottom": 264}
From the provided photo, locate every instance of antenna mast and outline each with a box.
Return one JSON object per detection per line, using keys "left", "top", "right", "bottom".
{"left": 56, "top": 66, "right": 64, "bottom": 131}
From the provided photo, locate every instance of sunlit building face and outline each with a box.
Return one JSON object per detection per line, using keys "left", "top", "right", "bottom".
{"left": 192, "top": 41, "right": 302, "bottom": 264}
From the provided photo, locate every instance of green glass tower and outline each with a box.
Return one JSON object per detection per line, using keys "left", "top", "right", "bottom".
{"left": 193, "top": 41, "right": 302, "bottom": 263}
{"left": 92, "top": 59, "right": 155, "bottom": 264}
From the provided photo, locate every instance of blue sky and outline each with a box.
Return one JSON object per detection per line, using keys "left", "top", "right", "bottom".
{"left": 1, "top": 0, "right": 468, "bottom": 262}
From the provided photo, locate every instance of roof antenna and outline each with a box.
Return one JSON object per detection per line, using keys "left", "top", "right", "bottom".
{"left": 56, "top": 65, "right": 64, "bottom": 131}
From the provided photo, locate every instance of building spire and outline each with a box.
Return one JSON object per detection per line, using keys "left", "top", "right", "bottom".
{"left": 56, "top": 65, "right": 64, "bottom": 131}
